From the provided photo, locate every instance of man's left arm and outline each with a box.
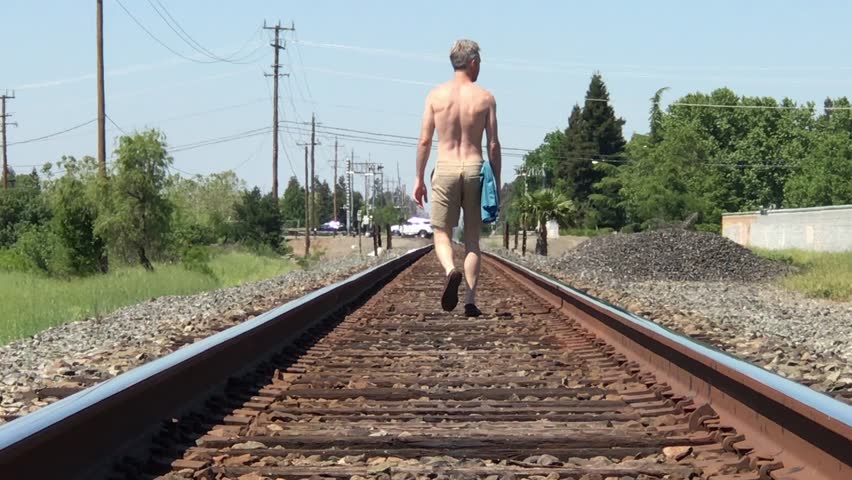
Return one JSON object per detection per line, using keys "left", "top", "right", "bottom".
{"left": 485, "top": 95, "right": 501, "bottom": 187}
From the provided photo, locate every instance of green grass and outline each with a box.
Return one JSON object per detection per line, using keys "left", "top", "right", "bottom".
{"left": 752, "top": 248, "right": 852, "bottom": 302}
{"left": 558, "top": 227, "right": 613, "bottom": 237}
{"left": 0, "top": 249, "right": 294, "bottom": 344}
{"left": 207, "top": 250, "right": 295, "bottom": 286}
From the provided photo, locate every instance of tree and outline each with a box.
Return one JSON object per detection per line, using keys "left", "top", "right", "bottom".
{"left": 95, "top": 130, "right": 173, "bottom": 271}
{"left": 620, "top": 126, "right": 721, "bottom": 228}
{"left": 315, "top": 179, "right": 333, "bottom": 224}
{"left": 820, "top": 96, "right": 852, "bottom": 134}
{"left": 0, "top": 169, "right": 51, "bottom": 248}
{"left": 353, "top": 192, "right": 364, "bottom": 225}
{"left": 649, "top": 87, "right": 670, "bottom": 143}
{"left": 50, "top": 156, "right": 106, "bottom": 275}
{"left": 334, "top": 176, "right": 346, "bottom": 222}
{"left": 784, "top": 130, "right": 852, "bottom": 207}
{"left": 167, "top": 170, "right": 244, "bottom": 248}
{"left": 497, "top": 181, "right": 515, "bottom": 232}
{"left": 508, "top": 188, "right": 533, "bottom": 255}
{"left": 587, "top": 161, "right": 625, "bottom": 229}
{"left": 554, "top": 104, "right": 595, "bottom": 200}
{"left": 660, "top": 88, "right": 814, "bottom": 210}
{"left": 523, "top": 130, "right": 565, "bottom": 191}
{"left": 527, "top": 189, "right": 576, "bottom": 256}
{"left": 582, "top": 73, "right": 627, "bottom": 156}
{"left": 232, "top": 187, "right": 283, "bottom": 251}
{"left": 280, "top": 176, "right": 306, "bottom": 228}
{"left": 372, "top": 204, "right": 401, "bottom": 249}
{"left": 552, "top": 74, "right": 627, "bottom": 227}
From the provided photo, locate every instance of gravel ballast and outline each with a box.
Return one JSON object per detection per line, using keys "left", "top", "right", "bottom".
{"left": 563, "top": 229, "right": 791, "bottom": 283}
{"left": 491, "top": 231, "right": 852, "bottom": 404}
{"left": 0, "top": 252, "right": 402, "bottom": 422}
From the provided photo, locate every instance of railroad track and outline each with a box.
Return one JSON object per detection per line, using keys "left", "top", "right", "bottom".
{"left": 0, "top": 246, "right": 849, "bottom": 479}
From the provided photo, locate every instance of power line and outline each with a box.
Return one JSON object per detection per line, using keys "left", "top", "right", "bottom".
{"left": 6, "top": 115, "right": 806, "bottom": 174}
{"left": 146, "top": 0, "right": 265, "bottom": 64}
{"left": 288, "top": 56, "right": 852, "bottom": 112}
{"left": 283, "top": 47, "right": 311, "bottom": 105}
{"left": 8, "top": 119, "right": 97, "bottom": 146}
{"left": 115, "top": 0, "right": 220, "bottom": 64}
{"left": 106, "top": 114, "right": 127, "bottom": 135}
{"left": 291, "top": 30, "right": 316, "bottom": 105}
{"left": 170, "top": 126, "right": 271, "bottom": 152}
{"left": 294, "top": 38, "right": 852, "bottom": 75}
{"left": 156, "top": 97, "right": 267, "bottom": 123}
{"left": 278, "top": 130, "right": 297, "bottom": 179}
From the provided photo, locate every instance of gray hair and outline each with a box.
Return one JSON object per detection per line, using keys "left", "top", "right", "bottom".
{"left": 449, "top": 39, "right": 480, "bottom": 70}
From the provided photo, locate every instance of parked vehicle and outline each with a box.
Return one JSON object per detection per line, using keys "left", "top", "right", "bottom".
{"left": 396, "top": 217, "right": 433, "bottom": 238}
{"left": 318, "top": 220, "right": 342, "bottom": 232}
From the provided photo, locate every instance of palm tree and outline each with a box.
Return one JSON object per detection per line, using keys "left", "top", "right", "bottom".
{"left": 528, "top": 189, "right": 576, "bottom": 256}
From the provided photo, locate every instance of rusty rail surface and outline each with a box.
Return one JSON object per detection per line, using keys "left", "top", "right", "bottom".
{"left": 0, "top": 248, "right": 849, "bottom": 479}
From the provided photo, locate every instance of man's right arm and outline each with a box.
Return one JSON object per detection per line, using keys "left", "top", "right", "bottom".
{"left": 415, "top": 96, "right": 435, "bottom": 182}
{"left": 485, "top": 95, "right": 501, "bottom": 187}
{"left": 413, "top": 94, "right": 435, "bottom": 208}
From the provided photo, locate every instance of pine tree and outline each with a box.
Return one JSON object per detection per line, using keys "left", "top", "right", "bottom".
{"left": 560, "top": 74, "right": 628, "bottom": 228}
{"left": 582, "top": 73, "right": 626, "bottom": 156}
{"left": 555, "top": 104, "right": 596, "bottom": 201}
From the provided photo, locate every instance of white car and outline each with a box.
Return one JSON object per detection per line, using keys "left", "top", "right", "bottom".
{"left": 397, "top": 217, "right": 433, "bottom": 238}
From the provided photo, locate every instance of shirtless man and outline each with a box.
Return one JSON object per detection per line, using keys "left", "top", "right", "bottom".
{"left": 412, "top": 39, "right": 501, "bottom": 316}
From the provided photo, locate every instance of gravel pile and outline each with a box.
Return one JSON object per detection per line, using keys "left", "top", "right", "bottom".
{"left": 557, "top": 229, "right": 790, "bottom": 283}
{"left": 492, "top": 246, "right": 852, "bottom": 404}
{"left": 0, "top": 252, "right": 402, "bottom": 422}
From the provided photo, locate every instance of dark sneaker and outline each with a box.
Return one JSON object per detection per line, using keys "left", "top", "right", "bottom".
{"left": 464, "top": 303, "right": 482, "bottom": 318}
{"left": 441, "top": 269, "right": 463, "bottom": 311}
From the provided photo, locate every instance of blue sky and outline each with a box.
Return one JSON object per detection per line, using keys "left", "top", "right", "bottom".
{"left": 3, "top": 1, "right": 851, "bottom": 193}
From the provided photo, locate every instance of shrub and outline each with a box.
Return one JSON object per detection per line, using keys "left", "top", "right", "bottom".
{"left": 10, "top": 224, "right": 70, "bottom": 276}
{"left": 0, "top": 248, "right": 30, "bottom": 273}
{"left": 695, "top": 223, "right": 721, "bottom": 234}
{"left": 180, "top": 245, "right": 214, "bottom": 277}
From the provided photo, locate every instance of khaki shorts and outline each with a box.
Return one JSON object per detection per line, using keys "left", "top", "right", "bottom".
{"left": 430, "top": 160, "right": 482, "bottom": 231}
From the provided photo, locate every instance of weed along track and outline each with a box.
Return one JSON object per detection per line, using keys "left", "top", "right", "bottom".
{"left": 0, "top": 247, "right": 848, "bottom": 479}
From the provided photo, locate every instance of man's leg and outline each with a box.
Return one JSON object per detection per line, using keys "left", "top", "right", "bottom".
{"left": 462, "top": 223, "right": 481, "bottom": 306}
{"left": 433, "top": 227, "right": 455, "bottom": 275}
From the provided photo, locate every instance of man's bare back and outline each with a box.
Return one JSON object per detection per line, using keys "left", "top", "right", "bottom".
{"left": 428, "top": 81, "right": 495, "bottom": 169}
{"left": 413, "top": 79, "right": 501, "bottom": 208}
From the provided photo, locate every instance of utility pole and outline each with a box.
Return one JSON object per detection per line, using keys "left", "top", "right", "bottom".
{"left": 263, "top": 20, "right": 294, "bottom": 199}
{"left": 396, "top": 161, "right": 402, "bottom": 206}
{"left": 303, "top": 145, "right": 310, "bottom": 256}
{"left": 97, "top": 0, "right": 106, "bottom": 178}
{"left": 1, "top": 92, "right": 15, "bottom": 190}
{"left": 346, "top": 149, "right": 354, "bottom": 235}
{"left": 298, "top": 115, "right": 320, "bottom": 232}
{"left": 310, "top": 114, "right": 316, "bottom": 228}
{"left": 333, "top": 137, "right": 338, "bottom": 222}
